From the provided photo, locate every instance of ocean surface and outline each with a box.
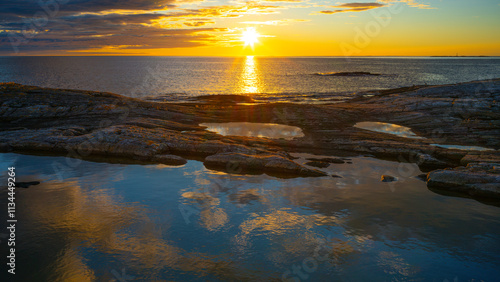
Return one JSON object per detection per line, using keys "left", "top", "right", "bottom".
{"left": 1, "top": 56, "right": 500, "bottom": 102}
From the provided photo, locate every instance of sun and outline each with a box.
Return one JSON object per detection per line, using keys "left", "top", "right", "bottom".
{"left": 241, "top": 27, "right": 260, "bottom": 48}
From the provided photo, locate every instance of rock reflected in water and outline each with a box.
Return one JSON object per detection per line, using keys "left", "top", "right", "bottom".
{"left": 354, "top": 121, "right": 423, "bottom": 139}
{"left": 200, "top": 122, "right": 304, "bottom": 140}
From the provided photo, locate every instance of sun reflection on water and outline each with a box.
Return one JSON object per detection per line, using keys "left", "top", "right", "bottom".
{"left": 239, "top": 56, "right": 261, "bottom": 94}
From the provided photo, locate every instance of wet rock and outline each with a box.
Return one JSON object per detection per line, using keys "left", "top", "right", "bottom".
{"left": 416, "top": 153, "right": 451, "bottom": 171}
{"left": 204, "top": 153, "right": 327, "bottom": 177}
{"left": 460, "top": 152, "right": 500, "bottom": 166}
{"left": 381, "top": 175, "right": 397, "bottom": 182}
{"left": 427, "top": 166, "right": 500, "bottom": 198}
{"left": 305, "top": 161, "right": 330, "bottom": 168}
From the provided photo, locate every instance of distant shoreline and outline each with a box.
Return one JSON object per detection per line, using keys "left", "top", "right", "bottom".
{"left": 429, "top": 55, "right": 493, "bottom": 58}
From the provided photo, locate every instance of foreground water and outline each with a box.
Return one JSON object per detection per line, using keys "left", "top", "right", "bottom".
{"left": 1, "top": 153, "right": 499, "bottom": 281}
{"left": 1, "top": 56, "right": 500, "bottom": 102}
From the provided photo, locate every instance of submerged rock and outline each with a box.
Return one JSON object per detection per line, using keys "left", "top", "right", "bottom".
{"left": 381, "top": 175, "right": 397, "bottom": 182}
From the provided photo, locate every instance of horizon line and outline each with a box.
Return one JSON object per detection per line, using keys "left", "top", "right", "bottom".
{"left": 1, "top": 55, "right": 500, "bottom": 58}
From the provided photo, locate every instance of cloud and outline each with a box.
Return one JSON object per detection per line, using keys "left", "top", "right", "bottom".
{"left": 184, "top": 21, "right": 215, "bottom": 27}
{"left": 240, "top": 19, "right": 310, "bottom": 25}
{"left": 259, "top": 0, "right": 303, "bottom": 2}
{"left": 0, "top": 10, "right": 227, "bottom": 53}
{"left": 0, "top": 1, "right": 283, "bottom": 54}
{"left": 0, "top": 0, "right": 437, "bottom": 54}
{"left": 315, "top": 2, "right": 386, "bottom": 14}
{"left": 0, "top": 0, "right": 176, "bottom": 17}
{"left": 314, "top": 0, "right": 434, "bottom": 15}
{"left": 378, "top": 0, "right": 435, "bottom": 10}
{"left": 0, "top": 25, "right": 226, "bottom": 53}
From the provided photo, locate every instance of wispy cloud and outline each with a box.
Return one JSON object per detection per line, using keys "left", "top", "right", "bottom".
{"left": 240, "top": 19, "right": 310, "bottom": 25}
{"left": 313, "top": 0, "right": 434, "bottom": 15}
{"left": 313, "top": 2, "right": 386, "bottom": 15}
{"left": 378, "top": 0, "right": 435, "bottom": 10}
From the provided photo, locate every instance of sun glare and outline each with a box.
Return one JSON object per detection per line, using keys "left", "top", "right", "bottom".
{"left": 241, "top": 27, "right": 260, "bottom": 48}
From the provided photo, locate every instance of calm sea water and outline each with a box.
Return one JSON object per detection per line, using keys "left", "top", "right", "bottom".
{"left": 1, "top": 56, "right": 500, "bottom": 102}
{"left": 1, "top": 153, "right": 499, "bottom": 281}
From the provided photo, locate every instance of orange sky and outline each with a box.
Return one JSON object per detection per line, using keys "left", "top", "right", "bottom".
{"left": 1, "top": 0, "right": 500, "bottom": 56}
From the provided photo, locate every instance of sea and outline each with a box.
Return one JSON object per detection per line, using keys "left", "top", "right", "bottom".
{"left": 1, "top": 57, "right": 500, "bottom": 281}
{"left": 1, "top": 56, "right": 500, "bottom": 102}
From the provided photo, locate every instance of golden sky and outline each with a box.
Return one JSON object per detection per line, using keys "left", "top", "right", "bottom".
{"left": 1, "top": 0, "right": 499, "bottom": 56}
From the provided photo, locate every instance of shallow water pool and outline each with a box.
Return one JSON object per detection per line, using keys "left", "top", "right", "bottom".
{"left": 0, "top": 153, "right": 499, "bottom": 281}
{"left": 200, "top": 122, "right": 305, "bottom": 140}
{"left": 354, "top": 121, "right": 423, "bottom": 139}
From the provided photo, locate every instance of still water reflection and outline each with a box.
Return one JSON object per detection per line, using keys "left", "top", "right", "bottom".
{"left": 354, "top": 121, "right": 423, "bottom": 139}
{"left": 0, "top": 153, "right": 499, "bottom": 281}
{"left": 200, "top": 122, "right": 304, "bottom": 140}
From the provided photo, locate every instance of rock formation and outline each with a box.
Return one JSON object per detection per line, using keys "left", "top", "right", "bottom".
{"left": 1, "top": 79, "right": 499, "bottom": 198}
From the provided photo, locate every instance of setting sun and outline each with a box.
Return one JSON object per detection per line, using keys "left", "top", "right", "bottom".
{"left": 241, "top": 27, "right": 260, "bottom": 48}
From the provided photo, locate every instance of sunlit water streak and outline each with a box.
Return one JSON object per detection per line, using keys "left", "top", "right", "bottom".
{"left": 239, "top": 56, "right": 261, "bottom": 94}
{"left": 1, "top": 153, "right": 499, "bottom": 281}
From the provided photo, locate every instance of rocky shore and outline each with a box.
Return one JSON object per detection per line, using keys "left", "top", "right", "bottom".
{"left": 1, "top": 79, "right": 499, "bottom": 198}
